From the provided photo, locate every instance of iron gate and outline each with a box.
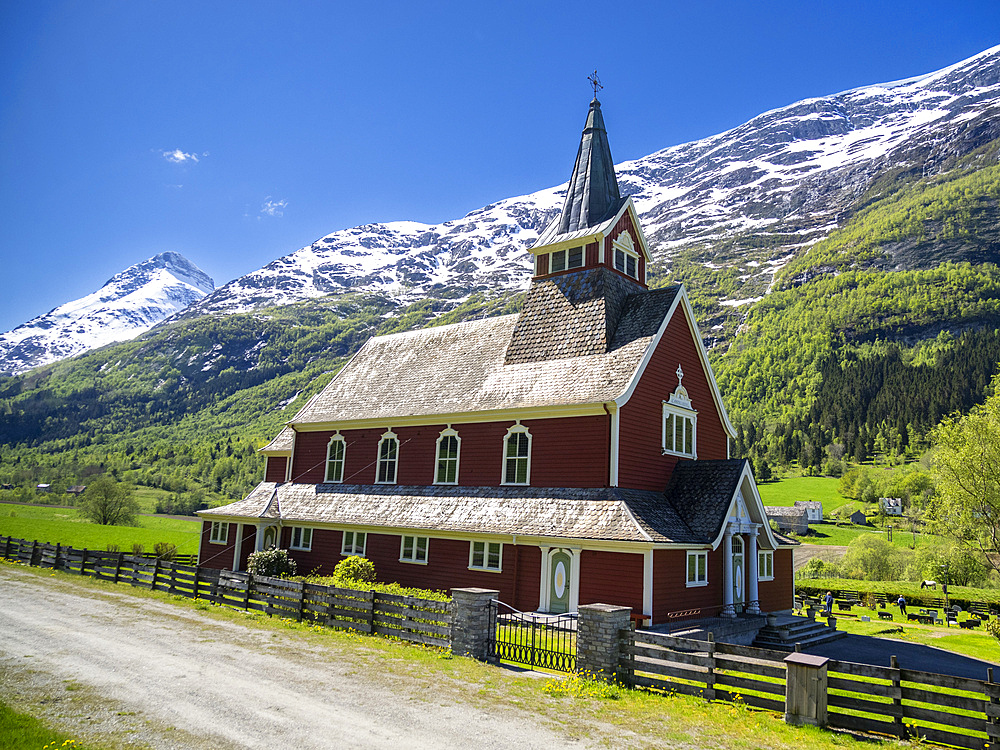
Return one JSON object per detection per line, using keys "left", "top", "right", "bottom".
{"left": 488, "top": 600, "right": 577, "bottom": 672}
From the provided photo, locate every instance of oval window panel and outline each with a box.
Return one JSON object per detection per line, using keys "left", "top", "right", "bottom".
{"left": 554, "top": 561, "right": 566, "bottom": 599}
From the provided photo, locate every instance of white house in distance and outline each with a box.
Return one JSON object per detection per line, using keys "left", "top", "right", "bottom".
{"left": 793, "top": 500, "right": 822, "bottom": 523}
{"left": 879, "top": 497, "right": 903, "bottom": 516}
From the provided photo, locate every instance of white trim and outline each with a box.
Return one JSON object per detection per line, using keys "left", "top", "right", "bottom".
{"left": 538, "top": 547, "right": 581, "bottom": 613}
{"left": 662, "top": 401, "right": 698, "bottom": 459}
{"left": 324, "top": 432, "right": 346, "bottom": 483}
{"left": 500, "top": 422, "right": 531, "bottom": 486}
{"left": 469, "top": 540, "right": 502, "bottom": 572}
{"left": 400, "top": 534, "right": 429, "bottom": 564}
{"left": 434, "top": 427, "right": 461, "bottom": 485}
{"left": 686, "top": 550, "right": 708, "bottom": 587}
{"left": 758, "top": 549, "right": 774, "bottom": 581}
{"left": 708, "top": 464, "right": 781, "bottom": 552}
{"left": 209, "top": 521, "right": 229, "bottom": 545}
{"left": 341, "top": 530, "right": 367, "bottom": 556}
{"left": 290, "top": 402, "right": 608, "bottom": 432}
{"left": 232, "top": 523, "right": 243, "bottom": 570}
{"left": 375, "top": 430, "right": 398, "bottom": 484}
{"left": 608, "top": 402, "right": 620, "bottom": 487}
{"left": 611, "top": 231, "right": 641, "bottom": 282}
{"left": 289, "top": 526, "right": 313, "bottom": 551}
{"left": 643, "top": 549, "right": 653, "bottom": 619}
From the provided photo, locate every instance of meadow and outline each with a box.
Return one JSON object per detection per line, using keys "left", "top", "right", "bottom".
{"left": 0, "top": 502, "right": 202, "bottom": 557}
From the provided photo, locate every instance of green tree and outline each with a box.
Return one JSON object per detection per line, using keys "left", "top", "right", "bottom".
{"left": 930, "top": 374, "right": 1000, "bottom": 576}
{"left": 79, "top": 476, "right": 139, "bottom": 526}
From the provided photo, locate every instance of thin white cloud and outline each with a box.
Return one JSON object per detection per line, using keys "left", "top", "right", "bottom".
{"left": 162, "top": 149, "right": 201, "bottom": 164}
{"left": 261, "top": 197, "right": 288, "bottom": 217}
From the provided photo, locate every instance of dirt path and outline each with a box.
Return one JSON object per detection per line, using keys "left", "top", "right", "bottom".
{"left": 793, "top": 544, "right": 848, "bottom": 572}
{"left": 0, "top": 565, "right": 592, "bottom": 750}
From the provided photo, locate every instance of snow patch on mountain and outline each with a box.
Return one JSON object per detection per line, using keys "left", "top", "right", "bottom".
{"left": 185, "top": 45, "right": 1000, "bottom": 322}
{"left": 0, "top": 252, "right": 214, "bottom": 374}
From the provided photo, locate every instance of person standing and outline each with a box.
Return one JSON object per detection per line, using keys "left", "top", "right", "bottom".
{"left": 824, "top": 591, "right": 834, "bottom": 614}
{"left": 897, "top": 595, "right": 907, "bottom": 617}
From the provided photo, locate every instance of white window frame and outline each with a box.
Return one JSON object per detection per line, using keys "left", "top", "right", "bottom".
{"left": 686, "top": 550, "right": 708, "bottom": 587}
{"left": 375, "top": 429, "right": 398, "bottom": 484}
{"left": 758, "top": 550, "right": 774, "bottom": 581}
{"left": 662, "top": 403, "right": 697, "bottom": 458}
{"left": 341, "top": 530, "right": 367, "bottom": 557}
{"left": 434, "top": 427, "right": 461, "bottom": 485}
{"left": 611, "top": 231, "right": 641, "bottom": 281}
{"left": 469, "top": 540, "right": 502, "bottom": 572}
{"left": 501, "top": 423, "right": 531, "bottom": 486}
{"left": 290, "top": 526, "right": 313, "bottom": 551}
{"left": 400, "top": 535, "right": 429, "bottom": 564}
{"left": 209, "top": 521, "right": 229, "bottom": 545}
{"left": 324, "top": 433, "right": 346, "bottom": 483}
{"left": 548, "top": 246, "right": 584, "bottom": 274}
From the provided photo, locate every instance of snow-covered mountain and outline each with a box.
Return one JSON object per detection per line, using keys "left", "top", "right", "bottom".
{"left": 185, "top": 44, "right": 1000, "bottom": 320}
{"left": 0, "top": 252, "right": 214, "bottom": 374}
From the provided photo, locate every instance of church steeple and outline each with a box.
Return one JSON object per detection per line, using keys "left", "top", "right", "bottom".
{"left": 557, "top": 96, "right": 622, "bottom": 234}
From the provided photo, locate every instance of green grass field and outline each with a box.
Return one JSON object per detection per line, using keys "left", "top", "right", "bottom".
{"left": 796, "top": 522, "right": 933, "bottom": 548}
{"left": 0, "top": 503, "right": 202, "bottom": 556}
{"left": 757, "top": 476, "right": 851, "bottom": 513}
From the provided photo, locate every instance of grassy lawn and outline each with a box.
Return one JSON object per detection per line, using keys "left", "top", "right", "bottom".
{"left": 830, "top": 614, "right": 998, "bottom": 664}
{"left": 798, "top": 578, "right": 1000, "bottom": 608}
{"left": 757, "top": 476, "right": 850, "bottom": 513}
{"left": 0, "top": 502, "right": 202, "bottom": 557}
{"left": 794, "top": 521, "right": 933, "bottom": 548}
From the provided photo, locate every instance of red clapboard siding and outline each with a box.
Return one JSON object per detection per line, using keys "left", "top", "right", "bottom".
{"left": 282, "top": 531, "right": 542, "bottom": 611}
{"left": 579, "top": 550, "right": 644, "bottom": 613}
{"left": 653, "top": 548, "right": 725, "bottom": 623}
{"left": 585, "top": 242, "right": 599, "bottom": 266}
{"left": 198, "top": 521, "right": 236, "bottom": 570}
{"left": 618, "top": 306, "right": 729, "bottom": 491}
{"left": 288, "top": 415, "right": 610, "bottom": 488}
{"left": 264, "top": 456, "right": 287, "bottom": 483}
{"left": 759, "top": 547, "right": 794, "bottom": 612}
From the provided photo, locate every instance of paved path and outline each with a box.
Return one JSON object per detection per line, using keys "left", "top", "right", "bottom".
{"left": 0, "top": 566, "right": 591, "bottom": 750}
{"left": 804, "top": 633, "right": 997, "bottom": 680}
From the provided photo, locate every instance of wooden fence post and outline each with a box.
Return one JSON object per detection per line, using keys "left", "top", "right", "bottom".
{"left": 243, "top": 573, "right": 252, "bottom": 610}
{"left": 704, "top": 633, "right": 716, "bottom": 700}
{"left": 783, "top": 652, "right": 829, "bottom": 726}
{"left": 297, "top": 581, "right": 305, "bottom": 621}
{"left": 3, "top": 536, "right": 10, "bottom": 559}
{"left": 30, "top": 540, "right": 38, "bottom": 566}
{"left": 152, "top": 557, "right": 160, "bottom": 590}
{"left": 80, "top": 548, "right": 88, "bottom": 576}
{"left": 890, "top": 655, "right": 904, "bottom": 739}
{"left": 988, "top": 667, "right": 1000, "bottom": 749}
{"left": 113, "top": 551, "right": 123, "bottom": 584}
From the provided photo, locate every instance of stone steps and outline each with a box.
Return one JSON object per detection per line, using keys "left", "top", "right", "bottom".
{"left": 752, "top": 616, "right": 846, "bottom": 651}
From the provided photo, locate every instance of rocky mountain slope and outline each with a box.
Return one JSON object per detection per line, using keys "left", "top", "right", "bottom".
{"left": 0, "top": 252, "right": 214, "bottom": 375}
{"left": 185, "top": 45, "right": 1000, "bottom": 329}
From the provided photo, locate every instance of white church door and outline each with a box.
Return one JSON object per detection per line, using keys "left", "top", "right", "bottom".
{"left": 732, "top": 535, "right": 745, "bottom": 609}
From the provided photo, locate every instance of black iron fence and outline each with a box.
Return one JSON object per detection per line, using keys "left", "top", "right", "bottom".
{"left": 488, "top": 599, "right": 577, "bottom": 672}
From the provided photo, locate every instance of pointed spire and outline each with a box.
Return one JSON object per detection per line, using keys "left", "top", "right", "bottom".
{"left": 557, "top": 96, "right": 622, "bottom": 234}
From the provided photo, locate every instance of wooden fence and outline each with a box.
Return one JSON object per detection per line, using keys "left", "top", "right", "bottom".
{"left": 619, "top": 628, "right": 1000, "bottom": 749}
{"left": 0, "top": 535, "right": 451, "bottom": 649}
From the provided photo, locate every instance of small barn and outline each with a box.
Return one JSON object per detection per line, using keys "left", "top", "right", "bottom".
{"left": 764, "top": 506, "right": 809, "bottom": 535}
{"left": 849, "top": 510, "right": 869, "bottom": 526}
{"left": 793, "top": 500, "right": 823, "bottom": 523}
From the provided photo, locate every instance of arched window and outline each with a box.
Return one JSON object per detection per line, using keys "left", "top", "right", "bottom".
{"left": 376, "top": 430, "right": 398, "bottom": 484}
{"left": 502, "top": 423, "right": 531, "bottom": 485}
{"left": 435, "top": 427, "right": 461, "bottom": 485}
{"left": 324, "top": 433, "right": 346, "bottom": 483}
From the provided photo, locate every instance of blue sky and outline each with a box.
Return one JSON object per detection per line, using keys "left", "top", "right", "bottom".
{"left": 1, "top": 1, "right": 998, "bottom": 333}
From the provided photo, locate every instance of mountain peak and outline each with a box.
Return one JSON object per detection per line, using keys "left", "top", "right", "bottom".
{"left": 0, "top": 253, "right": 215, "bottom": 375}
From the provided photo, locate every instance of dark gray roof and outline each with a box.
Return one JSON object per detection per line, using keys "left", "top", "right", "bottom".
{"left": 200, "top": 482, "right": 712, "bottom": 544}
{"left": 289, "top": 284, "right": 681, "bottom": 425}
{"left": 663, "top": 459, "right": 749, "bottom": 541}
{"left": 504, "top": 267, "right": 654, "bottom": 365}
{"left": 557, "top": 98, "right": 623, "bottom": 235}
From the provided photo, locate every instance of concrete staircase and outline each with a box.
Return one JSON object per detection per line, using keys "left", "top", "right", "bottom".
{"left": 752, "top": 615, "right": 846, "bottom": 651}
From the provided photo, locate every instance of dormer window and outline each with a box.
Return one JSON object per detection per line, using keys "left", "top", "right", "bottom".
{"left": 545, "top": 246, "right": 584, "bottom": 274}
{"left": 662, "top": 366, "right": 697, "bottom": 458}
{"left": 611, "top": 231, "right": 641, "bottom": 281}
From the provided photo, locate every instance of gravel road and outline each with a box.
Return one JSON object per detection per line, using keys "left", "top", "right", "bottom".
{"left": 0, "top": 565, "right": 593, "bottom": 750}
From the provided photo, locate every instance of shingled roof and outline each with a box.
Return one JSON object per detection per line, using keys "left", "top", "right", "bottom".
{"left": 200, "top": 481, "right": 718, "bottom": 544}
{"left": 289, "top": 282, "right": 680, "bottom": 426}
{"left": 662, "top": 459, "right": 749, "bottom": 541}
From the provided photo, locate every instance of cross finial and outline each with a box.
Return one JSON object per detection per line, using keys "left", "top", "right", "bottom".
{"left": 588, "top": 70, "right": 602, "bottom": 98}
{"left": 676, "top": 365, "right": 684, "bottom": 386}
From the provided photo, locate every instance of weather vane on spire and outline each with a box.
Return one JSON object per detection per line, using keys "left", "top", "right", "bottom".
{"left": 588, "top": 70, "right": 603, "bottom": 99}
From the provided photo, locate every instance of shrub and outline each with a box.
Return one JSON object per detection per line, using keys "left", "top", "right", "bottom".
{"left": 247, "top": 547, "right": 297, "bottom": 578}
{"left": 154, "top": 542, "right": 177, "bottom": 561}
{"left": 131, "top": 543, "right": 144, "bottom": 557}
{"left": 334, "top": 555, "right": 375, "bottom": 584}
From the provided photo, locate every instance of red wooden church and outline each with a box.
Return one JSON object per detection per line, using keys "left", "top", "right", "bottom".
{"left": 197, "top": 96, "right": 793, "bottom": 625}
